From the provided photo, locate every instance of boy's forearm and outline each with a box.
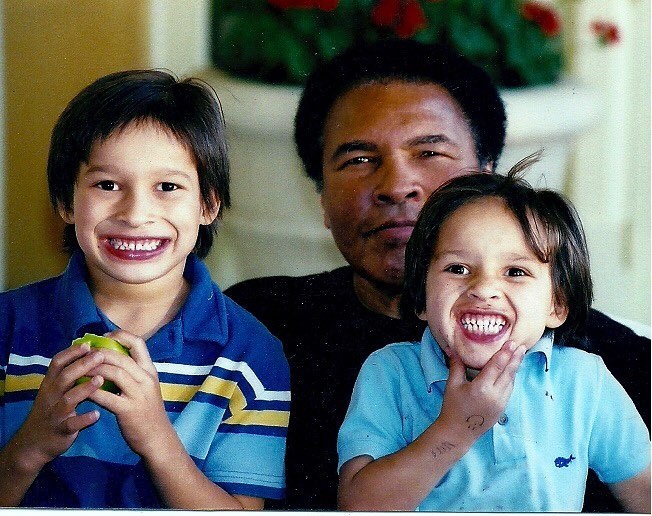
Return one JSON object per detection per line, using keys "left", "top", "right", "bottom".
{"left": 338, "top": 417, "right": 477, "bottom": 511}
{"left": 140, "top": 427, "right": 261, "bottom": 510}
{"left": 608, "top": 466, "right": 651, "bottom": 513}
{"left": 0, "top": 435, "right": 47, "bottom": 507}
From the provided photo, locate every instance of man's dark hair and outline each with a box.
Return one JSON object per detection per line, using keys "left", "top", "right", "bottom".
{"left": 402, "top": 154, "right": 593, "bottom": 348}
{"left": 48, "top": 69, "right": 230, "bottom": 259}
{"left": 294, "top": 39, "right": 507, "bottom": 190}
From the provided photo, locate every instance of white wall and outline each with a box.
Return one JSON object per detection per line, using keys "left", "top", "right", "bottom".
{"left": 147, "top": 0, "right": 211, "bottom": 76}
{"left": 566, "top": 0, "right": 650, "bottom": 326}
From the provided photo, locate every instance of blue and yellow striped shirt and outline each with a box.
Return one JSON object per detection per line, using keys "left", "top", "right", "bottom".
{"left": 0, "top": 252, "right": 290, "bottom": 507}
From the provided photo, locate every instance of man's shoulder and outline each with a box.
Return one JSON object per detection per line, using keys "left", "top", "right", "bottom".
{"left": 224, "top": 267, "right": 354, "bottom": 318}
{"left": 586, "top": 308, "right": 650, "bottom": 344}
{"left": 225, "top": 267, "right": 353, "bottom": 300}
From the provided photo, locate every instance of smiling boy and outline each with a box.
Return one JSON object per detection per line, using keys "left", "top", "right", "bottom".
{"left": 0, "top": 70, "right": 289, "bottom": 509}
{"left": 336, "top": 158, "right": 650, "bottom": 512}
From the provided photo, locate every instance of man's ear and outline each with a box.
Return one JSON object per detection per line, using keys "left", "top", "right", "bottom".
{"left": 57, "top": 203, "right": 75, "bottom": 225}
{"left": 201, "top": 193, "right": 221, "bottom": 225}
{"left": 417, "top": 310, "right": 427, "bottom": 321}
{"left": 320, "top": 193, "right": 331, "bottom": 229}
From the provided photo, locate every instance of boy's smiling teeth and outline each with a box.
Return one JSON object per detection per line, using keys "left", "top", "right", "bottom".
{"left": 109, "top": 238, "right": 162, "bottom": 252}
{"left": 461, "top": 313, "right": 507, "bottom": 335}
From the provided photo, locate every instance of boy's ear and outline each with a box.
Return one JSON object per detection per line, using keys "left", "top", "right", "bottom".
{"left": 417, "top": 310, "right": 427, "bottom": 321}
{"left": 57, "top": 203, "right": 75, "bottom": 224}
{"left": 201, "top": 193, "right": 221, "bottom": 225}
{"left": 546, "top": 301, "right": 569, "bottom": 329}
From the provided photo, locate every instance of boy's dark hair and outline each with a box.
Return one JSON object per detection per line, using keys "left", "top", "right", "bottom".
{"left": 402, "top": 154, "right": 593, "bottom": 347}
{"left": 294, "top": 39, "right": 506, "bottom": 190}
{"left": 48, "top": 69, "right": 230, "bottom": 259}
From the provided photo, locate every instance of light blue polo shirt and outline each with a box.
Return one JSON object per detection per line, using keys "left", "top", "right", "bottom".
{"left": 338, "top": 328, "right": 650, "bottom": 512}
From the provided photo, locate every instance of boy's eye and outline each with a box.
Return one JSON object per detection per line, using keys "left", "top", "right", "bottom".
{"left": 96, "top": 180, "right": 118, "bottom": 191}
{"left": 507, "top": 267, "right": 527, "bottom": 277}
{"left": 444, "top": 264, "right": 469, "bottom": 275}
{"left": 158, "top": 182, "right": 178, "bottom": 192}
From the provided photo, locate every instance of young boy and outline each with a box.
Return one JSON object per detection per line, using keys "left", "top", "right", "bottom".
{"left": 336, "top": 156, "right": 650, "bottom": 512}
{"left": 0, "top": 70, "right": 290, "bottom": 509}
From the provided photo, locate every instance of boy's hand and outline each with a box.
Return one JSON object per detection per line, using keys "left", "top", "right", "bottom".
{"left": 439, "top": 340, "right": 526, "bottom": 437}
{"left": 10, "top": 343, "right": 104, "bottom": 473}
{"left": 87, "top": 330, "right": 174, "bottom": 459}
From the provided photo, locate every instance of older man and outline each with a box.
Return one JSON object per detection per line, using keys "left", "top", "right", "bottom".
{"left": 225, "top": 39, "right": 650, "bottom": 511}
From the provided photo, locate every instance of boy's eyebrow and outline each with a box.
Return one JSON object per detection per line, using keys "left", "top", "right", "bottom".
{"left": 81, "top": 164, "right": 194, "bottom": 179}
{"left": 434, "top": 250, "right": 541, "bottom": 263}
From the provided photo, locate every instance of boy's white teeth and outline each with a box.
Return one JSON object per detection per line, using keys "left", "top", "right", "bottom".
{"left": 110, "top": 238, "right": 162, "bottom": 251}
{"left": 461, "top": 314, "right": 506, "bottom": 335}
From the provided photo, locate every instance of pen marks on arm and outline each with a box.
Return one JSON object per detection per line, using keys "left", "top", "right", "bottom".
{"left": 466, "top": 415, "right": 485, "bottom": 430}
{"left": 430, "top": 441, "right": 456, "bottom": 459}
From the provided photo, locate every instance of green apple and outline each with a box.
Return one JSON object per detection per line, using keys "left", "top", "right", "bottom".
{"left": 71, "top": 333, "right": 129, "bottom": 393}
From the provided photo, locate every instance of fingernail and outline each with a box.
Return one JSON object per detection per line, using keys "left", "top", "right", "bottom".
{"left": 92, "top": 375, "right": 104, "bottom": 386}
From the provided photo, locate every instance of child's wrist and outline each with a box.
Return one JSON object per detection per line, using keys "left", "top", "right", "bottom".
{"left": 431, "top": 415, "right": 481, "bottom": 450}
{"left": 4, "top": 435, "right": 48, "bottom": 477}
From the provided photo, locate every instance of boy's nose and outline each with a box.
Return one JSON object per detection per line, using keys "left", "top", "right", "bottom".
{"left": 373, "top": 159, "right": 424, "bottom": 205}
{"left": 467, "top": 276, "right": 501, "bottom": 302}
{"left": 116, "top": 191, "right": 154, "bottom": 227}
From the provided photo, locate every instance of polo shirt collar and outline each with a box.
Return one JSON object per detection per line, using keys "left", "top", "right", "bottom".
{"left": 419, "top": 327, "right": 556, "bottom": 390}
{"left": 527, "top": 329, "right": 554, "bottom": 372}
{"left": 55, "top": 251, "right": 228, "bottom": 362}
{"left": 420, "top": 327, "right": 449, "bottom": 389}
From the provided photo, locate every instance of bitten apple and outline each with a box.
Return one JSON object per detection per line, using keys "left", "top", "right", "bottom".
{"left": 71, "top": 333, "right": 130, "bottom": 393}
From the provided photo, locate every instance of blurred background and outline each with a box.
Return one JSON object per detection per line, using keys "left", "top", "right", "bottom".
{"left": 0, "top": 0, "right": 649, "bottom": 329}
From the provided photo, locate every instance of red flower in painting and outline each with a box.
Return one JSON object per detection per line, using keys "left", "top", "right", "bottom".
{"left": 371, "top": 0, "right": 427, "bottom": 38}
{"left": 268, "top": 0, "right": 338, "bottom": 11}
{"left": 591, "top": 20, "right": 620, "bottom": 46}
{"left": 521, "top": 1, "right": 561, "bottom": 37}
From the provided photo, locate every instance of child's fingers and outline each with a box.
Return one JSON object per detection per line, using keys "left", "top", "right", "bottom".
{"left": 53, "top": 375, "right": 104, "bottom": 418}
{"left": 445, "top": 348, "right": 467, "bottom": 388}
{"left": 105, "top": 330, "right": 157, "bottom": 376}
{"left": 89, "top": 386, "right": 125, "bottom": 414}
{"left": 47, "top": 348, "right": 106, "bottom": 395}
{"left": 47, "top": 343, "right": 93, "bottom": 381}
{"left": 88, "top": 362, "right": 140, "bottom": 395}
{"left": 60, "top": 408, "right": 101, "bottom": 435}
{"left": 493, "top": 345, "right": 526, "bottom": 392}
{"left": 477, "top": 340, "right": 518, "bottom": 385}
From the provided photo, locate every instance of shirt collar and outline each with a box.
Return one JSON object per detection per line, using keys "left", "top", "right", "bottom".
{"left": 527, "top": 329, "right": 554, "bottom": 372}
{"left": 55, "top": 252, "right": 228, "bottom": 362}
{"left": 419, "top": 327, "right": 556, "bottom": 390}
{"left": 420, "top": 327, "right": 450, "bottom": 389}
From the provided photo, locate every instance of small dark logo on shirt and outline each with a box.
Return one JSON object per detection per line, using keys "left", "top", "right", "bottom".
{"left": 554, "top": 455, "right": 575, "bottom": 468}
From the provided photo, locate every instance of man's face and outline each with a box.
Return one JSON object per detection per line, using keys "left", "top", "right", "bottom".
{"left": 320, "top": 81, "right": 488, "bottom": 290}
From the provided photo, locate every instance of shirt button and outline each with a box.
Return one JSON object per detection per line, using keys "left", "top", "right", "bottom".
{"left": 498, "top": 414, "right": 509, "bottom": 425}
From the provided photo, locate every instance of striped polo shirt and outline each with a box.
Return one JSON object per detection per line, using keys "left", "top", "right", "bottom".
{"left": 0, "top": 251, "right": 290, "bottom": 508}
